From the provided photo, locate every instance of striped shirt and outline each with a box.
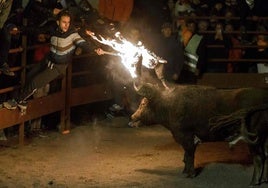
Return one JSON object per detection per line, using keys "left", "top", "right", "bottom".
{"left": 50, "top": 32, "right": 86, "bottom": 56}
{"left": 49, "top": 28, "right": 93, "bottom": 64}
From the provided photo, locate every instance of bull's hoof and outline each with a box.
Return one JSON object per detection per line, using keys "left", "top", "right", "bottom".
{"left": 249, "top": 180, "right": 261, "bottom": 187}
{"left": 186, "top": 173, "right": 196, "bottom": 178}
{"left": 182, "top": 170, "right": 196, "bottom": 178}
{"left": 262, "top": 178, "right": 268, "bottom": 183}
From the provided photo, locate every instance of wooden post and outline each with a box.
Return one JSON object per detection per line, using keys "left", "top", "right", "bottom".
{"left": 20, "top": 18, "right": 28, "bottom": 88}
{"left": 64, "top": 61, "right": 73, "bottom": 132}
{"left": 19, "top": 122, "right": 25, "bottom": 146}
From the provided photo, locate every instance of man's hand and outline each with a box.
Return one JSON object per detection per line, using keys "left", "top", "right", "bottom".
{"left": 53, "top": 8, "right": 62, "bottom": 15}
{"left": 85, "top": 29, "right": 95, "bottom": 37}
{"left": 95, "top": 48, "right": 104, "bottom": 55}
{"left": 75, "top": 47, "right": 82, "bottom": 55}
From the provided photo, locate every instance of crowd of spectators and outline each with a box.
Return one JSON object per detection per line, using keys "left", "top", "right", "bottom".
{"left": 170, "top": 0, "right": 268, "bottom": 75}
{"left": 1, "top": 0, "right": 268, "bottom": 83}
{"left": 127, "top": 0, "right": 267, "bottom": 85}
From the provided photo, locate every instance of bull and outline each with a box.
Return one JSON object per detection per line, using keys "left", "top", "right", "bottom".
{"left": 225, "top": 105, "right": 268, "bottom": 186}
{"left": 130, "top": 83, "right": 268, "bottom": 186}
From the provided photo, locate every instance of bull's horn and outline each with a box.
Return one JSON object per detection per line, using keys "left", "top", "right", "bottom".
{"left": 133, "top": 79, "right": 142, "bottom": 92}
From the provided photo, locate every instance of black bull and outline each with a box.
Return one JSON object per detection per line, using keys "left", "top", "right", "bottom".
{"left": 130, "top": 83, "right": 268, "bottom": 186}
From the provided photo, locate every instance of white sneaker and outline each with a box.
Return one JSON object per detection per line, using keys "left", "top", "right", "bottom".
{"left": 112, "top": 104, "right": 123, "bottom": 111}
{"left": 3, "top": 99, "right": 17, "bottom": 110}
{"left": 0, "top": 130, "right": 7, "bottom": 141}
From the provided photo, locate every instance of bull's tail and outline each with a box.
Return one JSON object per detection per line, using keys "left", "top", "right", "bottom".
{"left": 209, "top": 104, "right": 268, "bottom": 144}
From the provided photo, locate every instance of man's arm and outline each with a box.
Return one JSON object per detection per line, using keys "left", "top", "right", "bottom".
{"left": 75, "top": 29, "right": 105, "bottom": 55}
{"left": 0, "top": 0, "right": 13, "bottom": 29}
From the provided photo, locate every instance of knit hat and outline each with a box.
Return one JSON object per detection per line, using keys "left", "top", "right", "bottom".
{"left": 6, "top": 23, "right": 18, "bottom": 31}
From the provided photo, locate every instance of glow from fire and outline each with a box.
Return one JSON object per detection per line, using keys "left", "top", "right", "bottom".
{"left": 90, "top": 32, "right": 166, "bottom": 78}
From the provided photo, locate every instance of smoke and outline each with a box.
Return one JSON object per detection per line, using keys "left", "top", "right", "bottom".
{"left": 91, "top": 118, "right": 103, "bottom": 148}
{"left": 105, "top": 57, "right": 133, "bottom": 85}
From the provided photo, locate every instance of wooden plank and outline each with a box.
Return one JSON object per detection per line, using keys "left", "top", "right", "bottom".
{"left": 0, "top": 92, "right": 65, "bottom": 129}
{"left": 197, "top": 73, "right": 268, "bottom": 88}
{"left": 24, "top": 92, "right": 65, "bottom": 120}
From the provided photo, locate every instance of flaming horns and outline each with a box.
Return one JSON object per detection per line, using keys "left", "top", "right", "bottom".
{"left": 90, "top": 31, "right": 167, "bottom": 79}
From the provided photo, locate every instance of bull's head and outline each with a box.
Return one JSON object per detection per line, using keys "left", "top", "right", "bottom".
{"left": 133, "top": 81, "right": 159, "bottom": 100}
{"left": 130, "top": 97, "right": 156, "bottom": 127}
{"left": 130, "top": 82, "right": 161, "bottom": 127}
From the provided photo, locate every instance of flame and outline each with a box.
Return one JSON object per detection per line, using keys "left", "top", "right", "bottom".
{"left": 90, "top": 32, "right": 166, "bottom": 78}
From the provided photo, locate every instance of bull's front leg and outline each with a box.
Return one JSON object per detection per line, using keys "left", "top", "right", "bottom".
{"left": 173, "top": 132, "right": 197, "bottom": 178}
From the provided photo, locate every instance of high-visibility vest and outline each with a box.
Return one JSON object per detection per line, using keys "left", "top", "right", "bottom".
{"left": 184, "top": 34, "right": 203, "bottom": 73}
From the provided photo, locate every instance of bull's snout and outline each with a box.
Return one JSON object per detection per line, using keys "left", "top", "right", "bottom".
{"left": 128, "top": 111, "right": 142, "bottom": 128}
{"left": 130, "top": 113, "right": 138, "bottom": 121}
{"left": 128, "top": 120, "right": 142, "bottom": 128}
{"left": 130, "top": 97, "right": 148, "bottom": 121}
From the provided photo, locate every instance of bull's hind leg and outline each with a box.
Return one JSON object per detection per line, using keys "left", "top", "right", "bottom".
{"left": 249, "top": 144, "right": 265, "bottom": 186}
{"left": 261, "top": 137, "right": 268, "bottom": 183}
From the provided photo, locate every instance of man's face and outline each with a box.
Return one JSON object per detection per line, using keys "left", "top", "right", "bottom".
{"left": 10, "top": 27, "right": 19, "bottom": 35}
{"left": 161, "top": 27, "right": 172, "bottom": 37}
{"left": 58, "top": 15, "right": 70, "bottom": 33}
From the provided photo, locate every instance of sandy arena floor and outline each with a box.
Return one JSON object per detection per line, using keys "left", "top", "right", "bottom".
{"left": 0, "top": 116, "right": 267, "bottom": 188}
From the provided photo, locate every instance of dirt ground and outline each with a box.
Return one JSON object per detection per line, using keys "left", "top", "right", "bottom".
{"left": 0, "top": 115, "right": 268, "bottom": 188}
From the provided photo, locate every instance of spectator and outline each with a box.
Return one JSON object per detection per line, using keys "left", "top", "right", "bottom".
{"left": 0, "top": 0, "right": 13, "bottom": 29}
{"left": 197, "top": 19, "right": 209, "bottom": 34}
{"left": 256, "top": 34, "right": 268, "bottom": 73}
{"left": 210, "top": 1, "right": 226, "bottom": 17}
{"left": 224, "top": 7, "right": 239, "bottom": 29}
{"left": 32, "top": 33, "right": 50, "bottom": 64}
{"left": 28, "top": 33, "right": 51, "bottom": 134}
{"left": 19, "top": 0, "right": 65, "bottom": 47}
{"left": 237, "top": 0, "right": 255, "bottom": 43}
{"left": 225, "top": 0, "right": 238, "bottom": 7}
{"left": 0, "top": 0, "right": 14, "bottom": 141}
{"left": 0, "top": 23, "right": 19, "bottom": 76}
{"left": 189, "top": 0, "right": 210, "bottom": 16}
{"left": 195, "top": 20, "right": 209, "bottom": 76}
{"left": 23, "top": 0, "right": 63, "bottom": 27}
{"left": 225, "top": 23, "right": 244, "bottom": 73}
{"left": 0, "top": 0, "right": 16, "bottom": 76}
{"left": 174, "top": 0, "right": 194, "bottom": 18}
{"left": 132, "top": 0, "right": 172, "bottom": 32}
{"left": 203, "top": 22, "right": 231, "bottom": 73}
{"left": 3, "top": 10, "right": 105, "bottom": 110}
{"left": 176, "top": 15, "right": 193, "bottom": 47}
{"left": 181, "top": 19, "right": 204, "bottom": 82}
{"left": 208, "top": 13, "right": 220, "bottom": 31}
{"left": 153, "top": 22, "right": 184, "bottom": 83}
